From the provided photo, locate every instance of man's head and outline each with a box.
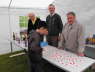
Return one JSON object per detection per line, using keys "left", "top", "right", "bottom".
{"left": 48, "top": 4, "right": 55, "bottom": 15}
{"left": 67, "top": 12, "right": 76, "bottom": 24}
{"left": 36, "top": 21, "right": 48, "bottom": 35}
{"left": 28, "top": 13, "right": 36, "bottom": 21}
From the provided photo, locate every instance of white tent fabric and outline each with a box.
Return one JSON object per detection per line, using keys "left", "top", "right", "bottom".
{"left": 0, "top": 0, "right": 10, "bottom": 7}
{"left": 0, "top": 0, "right": 52, "bottom": 54}
{"left": 0, "top": 7, "right": 48, "bottom": 54}
{"left": 11, "top": 0, "right": 54, "bottom": 8}
{"left": 0, "top": 0, "right": 95, "bottom": 54}
{"left": 0, "top": 0, "right": 54, "bottom": 9}
{"left": 53, "top": 0, "right": 95, "bottom": 37}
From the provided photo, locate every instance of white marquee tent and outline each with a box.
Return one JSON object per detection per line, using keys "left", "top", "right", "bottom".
{"left": 0, "top": 0, "right": 95, "bottom": 54}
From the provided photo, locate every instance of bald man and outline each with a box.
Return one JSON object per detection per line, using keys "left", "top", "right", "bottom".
{"left": 28, "top": 13, "right": 41, "bottom": 34}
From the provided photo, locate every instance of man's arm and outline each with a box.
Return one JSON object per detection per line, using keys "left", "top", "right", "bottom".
{"left": 28, "top": 31, "right": 40, "bottom": 50}
{"left": 27, "top": 20, "right": 31, "bottom": 35}
{"left": 77, "top": 24, "right": 85, "bottom": 56}
{"left": 57, "top": 15, "right": 63, "bottom": 34}
{"left": 58, "top": 31, "right": 65, "bottom": 49}
{"left": 46, "top": 16, "right": 49, "bottom": 29}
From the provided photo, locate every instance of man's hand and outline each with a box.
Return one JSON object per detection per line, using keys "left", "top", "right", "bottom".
{"left": 58, "top": 47, "right": 64, "bottom": 50}
{"left": 77, "top": 53, "right": 84, "bottom": 56}
{"left": 58, "top": 36, "right": 61, "bottom": 41}
{"left": 36, "top": 28, "right": 48, "bottom": 35}
{"left": 44, "top": 30, "right": 48, "bottom": 35}
{"left": 58, "top": 33, "right": 61, "bottom": 41}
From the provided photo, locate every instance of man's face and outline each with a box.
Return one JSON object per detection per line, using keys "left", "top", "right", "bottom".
{"left": 28, "top": 13, "right": 35, "bottom": 20}
{"left": 48, "top": 6, "right": 55, "bottom": 14}
{"left": 67, "top": 14, "right": 75, "bottom": 24}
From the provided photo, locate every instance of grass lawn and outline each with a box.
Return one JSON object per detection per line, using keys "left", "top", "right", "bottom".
{"left": 0, "top": 51, "right": 28, "bottom": 72}
{"left": 0, "top": 51, "right": 93, "bottom": 72}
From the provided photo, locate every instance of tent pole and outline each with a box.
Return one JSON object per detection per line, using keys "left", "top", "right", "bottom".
{"left": 8, "top": 0, "right": 13, "bottom": 53}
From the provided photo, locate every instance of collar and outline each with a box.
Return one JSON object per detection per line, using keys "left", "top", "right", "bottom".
{"left": 50, "top": 13, "right": 55, "bottom": 17}
{"left": 32, "top": 17, "right": 37, "bottom": 24}
{"left": 67, "top": 20, "right": 78, "bottom": 28}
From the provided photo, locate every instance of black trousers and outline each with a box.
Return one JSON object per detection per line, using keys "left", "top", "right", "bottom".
{"left": 28, "top": 51, "right": 44, "bottom": 72}
{"left": 47, "top": 35, "right": 58, "bottom": 47}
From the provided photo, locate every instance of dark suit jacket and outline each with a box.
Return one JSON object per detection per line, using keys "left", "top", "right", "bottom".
{"left": 46, "top": 13, "right": 63, "bottom": 36}
{"left": 27, "top": 18, "right": 41, "bottom": 34}
{"left": 28, "top": 30, "right": 43, "bottom": 53}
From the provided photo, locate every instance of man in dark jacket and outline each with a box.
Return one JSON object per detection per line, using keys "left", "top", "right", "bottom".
{"left": 28, "top": 21, "right": 48, "bottom": 72}
{"left": 46, "top": 4, "right": 63, "bottom": 47}
{"left": 28, "top": 13, "right": 41, "bottom": 34}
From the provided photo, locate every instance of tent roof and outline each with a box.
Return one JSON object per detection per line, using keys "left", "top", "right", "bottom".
{"left": 0, "top": 0, "right": 54, "bottom": 9}
{"left": 0, "top": 0, "right": 11, "bottom": 7}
